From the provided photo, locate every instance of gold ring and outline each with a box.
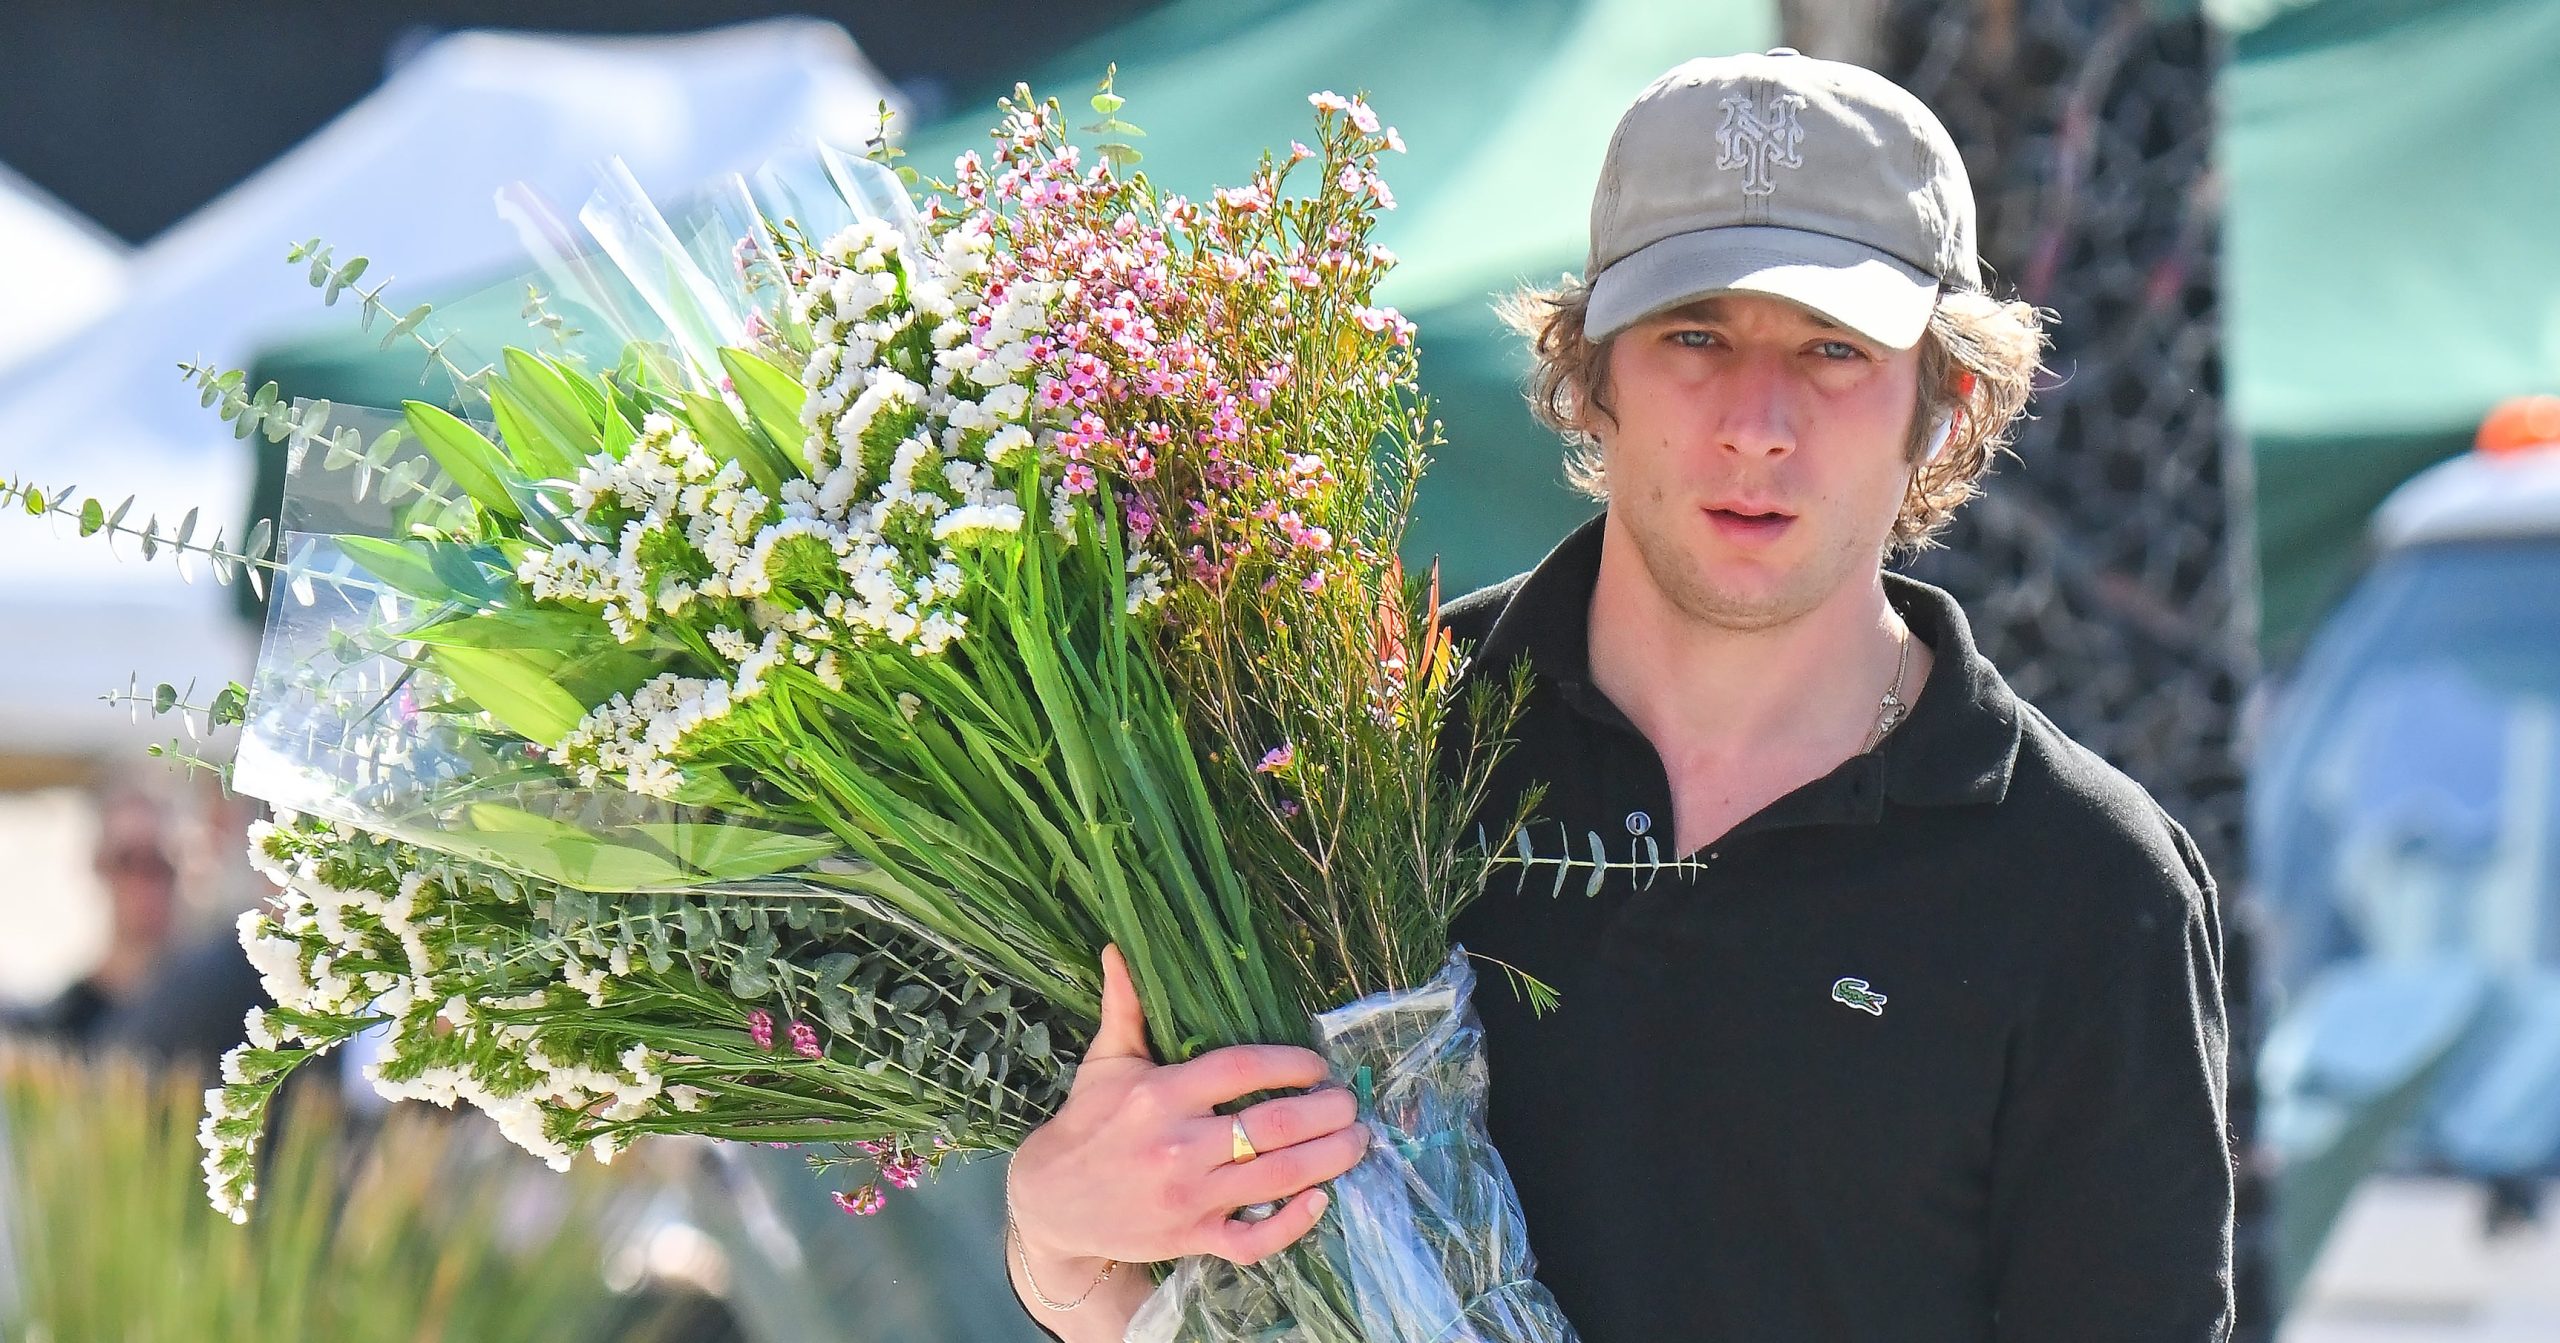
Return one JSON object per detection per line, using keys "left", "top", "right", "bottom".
{"left": 1230, "top": 1114, "right": 1259, "bottom": 1163}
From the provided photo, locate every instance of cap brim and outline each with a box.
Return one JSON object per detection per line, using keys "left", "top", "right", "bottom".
{"left": 1584, "top": 226, "right": 1939, "bottom": 349}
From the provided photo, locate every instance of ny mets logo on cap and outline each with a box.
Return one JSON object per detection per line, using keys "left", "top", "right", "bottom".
{"left": 1832, "top": 976, "right": 1888, "bottom": 1016}
{"left": 1716, "top": 87, "right": 1806, "bottom": 197}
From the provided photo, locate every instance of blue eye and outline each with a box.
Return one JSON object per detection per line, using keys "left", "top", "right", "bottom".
{"left": 1671, "top": 329, "right": 1717, "bottom": 349}
{"left": 1813, "top": 340, "right": 1866, "bottom": 361}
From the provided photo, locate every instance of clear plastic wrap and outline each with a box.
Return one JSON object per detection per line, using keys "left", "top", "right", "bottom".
{"left": 1128, "top": 950, "right": 1578, "bottom": 1343}
{"left": 228, "top": 402, "right": 836, "bottom": 893}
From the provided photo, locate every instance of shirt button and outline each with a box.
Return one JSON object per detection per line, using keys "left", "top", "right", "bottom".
{"left": 1624, "top": 811, "right": 1652, "bottom": 836}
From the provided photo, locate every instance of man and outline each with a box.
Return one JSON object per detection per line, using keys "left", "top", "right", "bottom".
{"left": 2, "top": 783, "right": 181, "bottom": 1047}
{"left": 1007, "top": 49, "right": 2235, "bottom": 1341}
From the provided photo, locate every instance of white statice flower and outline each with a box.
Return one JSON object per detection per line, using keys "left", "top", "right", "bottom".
{"left": 238, "top": 913, "right": 311, "bottom": 1011}
{"left": 549, "top": 672, "right": 738, "bottom": 797}
{"left": 745, "top": 206, "right": 1078, "bottom": 665}
{"left": 1125, "top": 552, "right": 1172, "bottom": 615}
{"left": 517, "top": 416, "right": 760, "bottom": 641}
{"left": 984, "top": 423, "right": 1038, "bottom": 470}
{"left": 561, "top": 955, "right": 610, "bottom": 1007}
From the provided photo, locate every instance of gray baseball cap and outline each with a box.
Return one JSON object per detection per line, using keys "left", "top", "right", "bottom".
{"left": 1583, "top": 49, "right": 1981, "bottom": 351}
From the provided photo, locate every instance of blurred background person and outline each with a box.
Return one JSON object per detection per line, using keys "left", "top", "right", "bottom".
{"left": 1, "top": 779, "right": 183, "bottom": 1048}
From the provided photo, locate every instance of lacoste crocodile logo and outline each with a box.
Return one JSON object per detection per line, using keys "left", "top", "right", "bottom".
{"left": 1831, "top": 977, "right": 1888, "bottom": 1016}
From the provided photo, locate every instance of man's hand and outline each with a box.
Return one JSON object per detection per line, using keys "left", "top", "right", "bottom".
{"left": 1007, "top": 944, "right": 1368, "bottom": 1325}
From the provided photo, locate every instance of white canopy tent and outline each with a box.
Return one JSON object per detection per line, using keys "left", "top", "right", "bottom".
{"left": 0, "top": 163, "right": 129, "bottom": 378}
{"left": 0, "top": 17, "right": 898, "bottom": 763}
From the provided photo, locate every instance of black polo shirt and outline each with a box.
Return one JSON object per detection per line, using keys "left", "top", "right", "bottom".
{"left": 1439, "top": 514, "right": 2236, "bottom": 1341}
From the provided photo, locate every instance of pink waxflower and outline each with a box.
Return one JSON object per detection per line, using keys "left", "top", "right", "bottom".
{"left": 1347, "top": 100, "right": 1381, "bottom": 134}
{"left": 1215, "top": 184, "right": 1271, "bottom": 214}
{"left": 882, "top": 1155, "right": 928, "bottom": 1189}
{"left": 1309, "top": 90, "right": 1354, "bottom": 115}
{"left": 788, "top": 1020, "right": 822, "bottom": 1059}
{"left": 747, "top": 1008, "right": 774, "bottom": 1052}
{"left": 1382, "top": 126, "right": 1406, "bottom": 153}
{"left": 1257, "top": 744, "right": 1294, "bottom": 774}
{"left": 1288, "top": 141, "right": 1314, "bottom": 163}
{"left": 1279, "top": 798, "right": 1302, "bottom": 819}
{"left": 833, "top": 1185, "right": 887, "bottom": 1216}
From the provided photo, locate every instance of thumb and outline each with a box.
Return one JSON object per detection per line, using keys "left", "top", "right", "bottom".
{"left": 1086, "top": 943, "right": 1154, "bottom": 1063}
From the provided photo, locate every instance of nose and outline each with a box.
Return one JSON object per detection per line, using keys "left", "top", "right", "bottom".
{"left": 1714, "top": 352, "right": 1797, "bottom": 459}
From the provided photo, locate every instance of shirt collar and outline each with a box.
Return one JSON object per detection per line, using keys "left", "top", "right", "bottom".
{"left": 1464, "top": 512, "right": 2021, "bottom": 811}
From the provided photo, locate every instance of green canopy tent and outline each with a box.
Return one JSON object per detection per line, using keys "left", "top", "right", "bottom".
{"left": 2219, "top": 0, "right": 2560, "bottom": 655}
{"left": 244, "top": 0, "right": 1778, "bottom": 611}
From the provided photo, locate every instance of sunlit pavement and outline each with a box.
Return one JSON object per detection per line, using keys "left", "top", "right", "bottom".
{"left": 2280, "top": 1178, "right": 2560, "bottom": 1341}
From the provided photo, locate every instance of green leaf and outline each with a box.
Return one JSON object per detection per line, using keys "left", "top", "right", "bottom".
{"left": 454, "top": 829, "right": 692, "bottom": 891}
{"left": 401, "top": 401, "right": 524, "bottom": 521}
{"left": 333, "top": 536, "right": 508, "bottom": 607}
{"left": 498, "top": 350, "right": 606, "bottom": 463}
{"left": 717, "top": 348, "right": 811, "bottom": 467}
{"left": 403, "top": 605, "right": 614, "bottom": 652}
{"left": 380, "top": 303, "right": 433, "bottom": 348}
{"left": 1091, "top": 92, "right": 1124, "bottom": 115}
{"left": 428, "top": 644, "right": 588, "bottom": 744}
{"left": 463, "top": 802, "right": 588, "bottom": 838}
{"left": 626, "top": 823, "right": 837, "bottom": 882}
{"left": 77, "top": 498, "right": 104, "bottom": 536}
{"left": 678, "top": 389, "right": 789, "bottom": 498}
{"left": 378, "top": 455, "right": 429, "bottom": 503}
{"left": 487, "top": 384, "right": 587, "bottom": 482}
{"left": 322, "top": 256, "right": 367, "bottom": 304}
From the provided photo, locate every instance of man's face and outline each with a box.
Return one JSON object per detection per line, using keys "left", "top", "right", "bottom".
{"left": 1593, "top": 293, "right": 1924, "bottom": 632}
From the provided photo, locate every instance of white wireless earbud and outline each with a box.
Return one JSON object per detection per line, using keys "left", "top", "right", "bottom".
{"left": 1922, "top": 410, "right": 1956, "bottom": 464}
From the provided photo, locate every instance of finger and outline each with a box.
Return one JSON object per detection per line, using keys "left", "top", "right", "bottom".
{"left": 1229, "top": 1087, "right": 1358, "bottom": 1156}
{"left": 1208, "top": 1124, "right": 1370, "bottom": 1209}
{"left": 1205, "top": 1188, "right": 1332, "bottom": 1266}
{"left": 1162, "top": 1043, "right": 1330, "bottom": 1110}
{"left": 1085, "top": 944, "right": 1153, "bottom": 1063}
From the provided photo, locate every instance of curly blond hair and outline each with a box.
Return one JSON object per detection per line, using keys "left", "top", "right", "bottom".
{"left": 1498, "top": 278, "right": 2050, "bottom": 556}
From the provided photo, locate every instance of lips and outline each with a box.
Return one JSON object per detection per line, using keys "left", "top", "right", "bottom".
{"left": 1703, "top": 503, "right": 1795, "bottom": 547}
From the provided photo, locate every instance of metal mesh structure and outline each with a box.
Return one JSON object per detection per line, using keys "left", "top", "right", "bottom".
{"left": 1867, "top": 0, "right": 2256, "bottom": 877}
{"left": 1786, "top": 1, "right": 2271, "bottom": 1333}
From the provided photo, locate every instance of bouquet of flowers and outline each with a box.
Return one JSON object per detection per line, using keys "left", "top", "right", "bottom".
{"left": 5, "top": 79, "right": 1571, "bottom": 1341}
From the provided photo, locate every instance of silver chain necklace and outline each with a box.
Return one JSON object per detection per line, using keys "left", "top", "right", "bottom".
{"left": 1860, "top": 623, "right": 1914, "bottom": 755}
